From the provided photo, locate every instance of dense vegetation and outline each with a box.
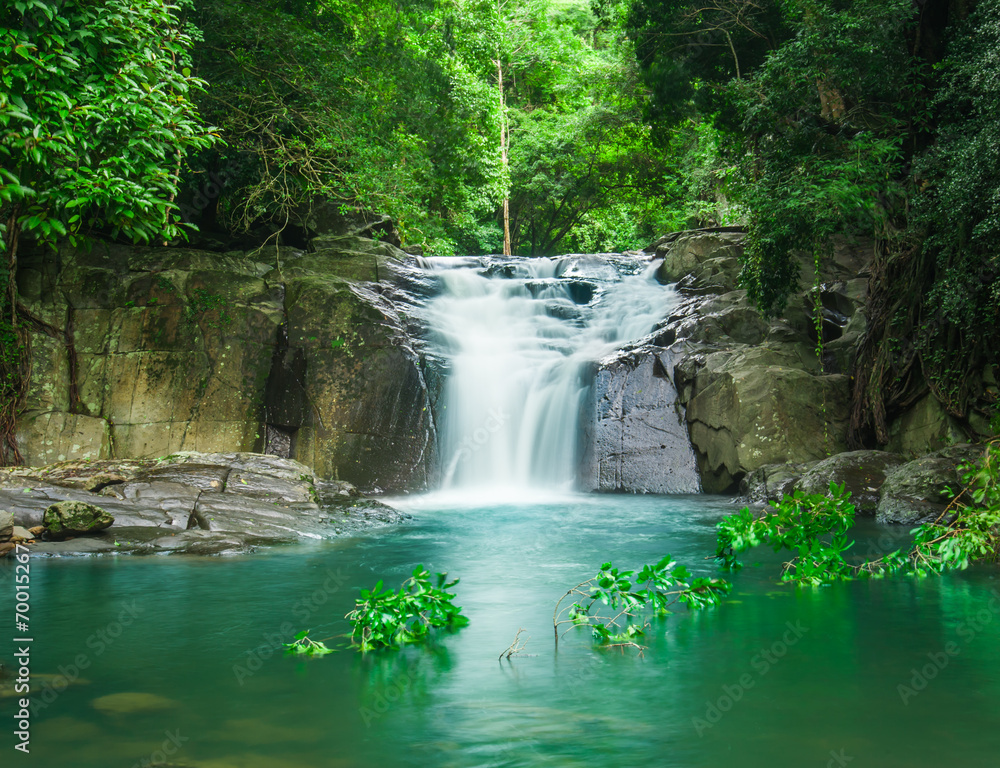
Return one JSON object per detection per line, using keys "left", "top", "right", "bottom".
{"left": 1, "top": 0, "right": 997, "bottom": 458}
{"left": 717, "top": 441, "right": 1000, "bottom": 582}
{"left": 184, "top": 0, "right": 685, "bottom": 255}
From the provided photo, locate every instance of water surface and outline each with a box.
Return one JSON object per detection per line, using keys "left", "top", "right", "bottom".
{"left": 4, "top": 494, "right": 1000, "bottom": 767}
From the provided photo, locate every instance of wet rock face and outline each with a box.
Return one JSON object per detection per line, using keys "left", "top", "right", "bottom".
{"left": 275, "top": 255, "right": 437, "bottom": 491}
{"left": 17, "top": 235, "right": 436, "bottom": 492}
{"left": 581, "top": 350, "right": 701, "bottom": 494}
{"left": 741, "top": 450, "right": 907, "bottom": 515}
{"left": 0, "top": 452, "right": 409, "bottom": 556}
{"left": 18, "top": 244, "right": 284, "bottom": 466}
{"left": 876, "top": 444, "right": 986, "bottom": 524}
{"left": 638, "top": 231, "right": 876, "bottom": 493}
{"left": 575, "top": 230, "right": 872, "bottom": 495}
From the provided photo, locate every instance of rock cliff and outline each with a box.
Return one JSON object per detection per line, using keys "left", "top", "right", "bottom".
{"left": 16, "top": 234, "right": 436, "bottom": 493}
{"left": 584, "top": 228, "right": 987, "bottom": 494}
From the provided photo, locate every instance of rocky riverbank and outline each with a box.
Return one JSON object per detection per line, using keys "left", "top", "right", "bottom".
{"left": 583, "top": 227, "right": 993, "bottom": 513}
{"left": 0, "top": 451, "right": 407, "bottom": 557}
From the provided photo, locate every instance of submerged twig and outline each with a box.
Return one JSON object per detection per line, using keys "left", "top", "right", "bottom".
{"left": 498, "top": 628, "right": 530, "bottom": 661}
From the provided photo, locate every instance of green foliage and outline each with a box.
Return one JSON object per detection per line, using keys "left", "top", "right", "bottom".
{"left": 717, "top": 444, "right": 1000, "bottom": 584}
{"left": 190, "top": 0, "right": 504, "bottom": 253}
{"left": 188, "top": 0, "right": 680, "bottom": 255}
{"left": 0, "top": 0, "right": 216, "bottom": 464}
{"left": 729, "top": 0, "right": 916, "bottom": 315}
{"left": 282, "top": 629, "right": 334, "bottom": 656}
{"left": 905, "top": 0, "right": 1000, "bottom": 421}
{"left": 553, "top": 556, "right": 731, "bottom": 648}
{"left": 346, "top": 565, "right": 468, "bottom": 653}
{"left": 627, "top": 0, "right": 789, "bottom": 132}
{"left": 903, "top": 442, "right": 1000, "bottom": 575}
{"left": 0, "top": 0, "right": 218, "bottom": 250}
{"left": 716, "top": 483, "right": 860, "bottom": 584}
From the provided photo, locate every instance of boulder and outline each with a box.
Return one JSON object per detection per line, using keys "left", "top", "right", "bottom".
{"left": 684, "top": 364, "right": 849, "bottom": 492}
{"left": 654, "top": 231, "right": 744, "bottom": 291}
{"left": 0, "top": 511, "right": 12, "bottom": 539}
{"left": 0, "top": 459, "right": 154, "bottom": 492}
{"left": 0, "top": 452, "right": 409, "bottom": 556}
{"left": 581, "top": 349, "right": 701, "bottom": 493}
{"left": 43, "top": 501, "right": 114, "bottom": 539}
{"left": 671, "top": 292, "right": 770, "bottom": 346}
{"left": 877, "top": 444, "right": 986, "bottom": 524}
{"left": 793, "top": 450, "right": 907, "bottom": 515}
{"left": 740, "top": 462, "right": 813, "bottom": 503}
{"left": 148, "top": 452, "right": 318, "bottom": 503}
{"left": 10, "top": 526, "right": 34, "bottom": 541}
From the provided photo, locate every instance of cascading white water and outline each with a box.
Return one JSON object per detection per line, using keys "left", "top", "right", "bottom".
{"left": 421, "top": 253, "right": 682, "bottom": 494}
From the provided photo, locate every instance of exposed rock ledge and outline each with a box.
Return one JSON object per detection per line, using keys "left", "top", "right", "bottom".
{"left": 740, "top": 444, "right": 986, "bottom": 525}
{"left": 0, "top": 452, "right": 408, "bottom": 557}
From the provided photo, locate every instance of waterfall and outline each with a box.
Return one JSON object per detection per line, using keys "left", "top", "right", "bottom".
{"left": 420, "top": 253, "right": 683, "bottom": 494}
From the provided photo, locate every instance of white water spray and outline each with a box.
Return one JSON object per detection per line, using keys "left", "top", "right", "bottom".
{"left": 422, "top": 253, "right": 681, "bottom": 493}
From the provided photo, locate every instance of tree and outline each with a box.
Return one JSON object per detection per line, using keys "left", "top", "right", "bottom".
{"left": 187, "top": 0, "right": 508, "bottom": 253}
{"left": 627, "top": 0, "right": 789, "bottom": 134}
{"left": 852, "top": 0, "right": 1000, "bottom": 445}
{"left": 731, "top": 0, "right": 918, "bottom": 314}
{"left": 0, "top": 0, "right": 218, "bottom": 462}
{"left": 497, "top": 0, "right": 674, "bottom": 254}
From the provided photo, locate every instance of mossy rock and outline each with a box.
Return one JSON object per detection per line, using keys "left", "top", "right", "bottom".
{"left": 43, "top": 501, "right": 114, "bottom": 539}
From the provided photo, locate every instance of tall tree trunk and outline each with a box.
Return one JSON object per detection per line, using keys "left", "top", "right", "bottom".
{"left": 498, "top": 55, "right": 511, "bottom": 256}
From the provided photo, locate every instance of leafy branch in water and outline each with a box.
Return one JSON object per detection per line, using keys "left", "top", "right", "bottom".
{"left": 553, "top": 557, "right": 731, "bottom": 652}
{"left": 716, "top": 484, "right": 860, "bottom": 584}
{"left": 897, "top": 442, "right": 1000, "bottom": 575}
{"left": 283, "top": 629, "right": 334, "bottom": 656}
{"left": 716, "top": 442, "right": 1000, "bottom": 584}
{"left": 346, "top": 565, "right": 468, "bottom": 653}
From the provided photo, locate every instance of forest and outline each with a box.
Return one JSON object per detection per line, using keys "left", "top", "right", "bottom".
{"left": 1, "top": 0, "right": 998, "bottom": 451}
{"left": 3, "top": 4, "right": 1000, "bottom": 765}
